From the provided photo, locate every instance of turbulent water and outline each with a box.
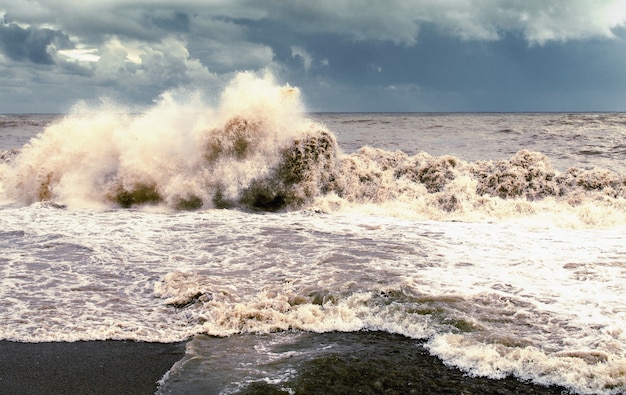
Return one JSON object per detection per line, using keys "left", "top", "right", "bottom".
{"left": 1, "top": 73, "right": 626, "bottom": 394}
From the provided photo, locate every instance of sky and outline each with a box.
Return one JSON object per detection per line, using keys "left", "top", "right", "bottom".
{"left": 1, "top": 0, "right": 626, "bottom": 113}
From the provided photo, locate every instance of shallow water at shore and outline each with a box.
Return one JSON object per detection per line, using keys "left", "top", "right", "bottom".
{"left": 159, "top": 331, "right": 567, "bottom": 395}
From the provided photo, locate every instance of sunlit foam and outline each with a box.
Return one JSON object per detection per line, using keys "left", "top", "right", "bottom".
{"left": 1, "top": 72, "right": 625, "bottom": 228}
{"left": 155, "top": 267, "right": 626, "bottom": 394}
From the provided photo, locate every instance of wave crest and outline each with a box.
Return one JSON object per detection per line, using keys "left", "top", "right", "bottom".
{"left": 1, "top": 73, "right": 625, "bottom": 226}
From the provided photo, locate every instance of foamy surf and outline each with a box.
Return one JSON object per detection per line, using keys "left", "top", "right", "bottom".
{"left": 1, "top": 76, "right": 625, "bottom": 228}
{"left": 1, "top": 72, "right": 625, "bottom": 228}
{"left": 151, "top": 215, "right": 626, "bottom": 394}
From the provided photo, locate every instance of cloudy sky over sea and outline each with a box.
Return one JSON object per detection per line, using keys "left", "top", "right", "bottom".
{"left": 1, "top": 0, "right": 626, "bottom": 113}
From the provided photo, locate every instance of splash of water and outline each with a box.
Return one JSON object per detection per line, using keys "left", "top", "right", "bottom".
{"left": 0, "top": 72, "right": 333, "bottom": 210}
{"left": 1, "top": 72, "right": 625, "bottom": 227}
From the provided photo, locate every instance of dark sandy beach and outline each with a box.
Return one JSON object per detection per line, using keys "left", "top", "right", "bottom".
{"left": 0, "top": 340, "right": 186, "bottom": 395}
{"left": 0, "top": 335, "right": 570, "bottom": 395}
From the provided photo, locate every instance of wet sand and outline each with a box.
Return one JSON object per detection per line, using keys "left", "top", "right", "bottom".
{"left": 0, "top": 340, "right": 186, "bottom": 395}
{"left": 0, "top": 335, "right": 570, "bottom": 395}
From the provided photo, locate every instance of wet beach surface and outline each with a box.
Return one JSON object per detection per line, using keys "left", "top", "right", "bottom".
{"left": 0, "top": 333, "right": 568, "bottom": 395}
{"left": 0, "top": 340, "right": 186, "bottom": 395}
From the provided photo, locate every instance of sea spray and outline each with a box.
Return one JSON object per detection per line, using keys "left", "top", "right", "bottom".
{"left": 1, "top": 73, "right": 626, "bottom": 227}
{"left": 0, "top": 72, "right": 332, "bottom": 209}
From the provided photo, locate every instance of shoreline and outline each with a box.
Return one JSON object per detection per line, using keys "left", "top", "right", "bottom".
{"left": 0, "top": 340, "right": 186, "bottom": 395}
{"left": 0, "top": 336, "right": 571, "bottom": 395}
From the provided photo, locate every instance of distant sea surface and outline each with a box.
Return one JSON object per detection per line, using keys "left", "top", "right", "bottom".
{"left": 2, "top": 102, "right": 626, "bottom": 394}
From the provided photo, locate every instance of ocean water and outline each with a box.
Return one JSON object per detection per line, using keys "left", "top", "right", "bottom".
{"left": 1, "top": 73, "right": 626, "bottom": 394}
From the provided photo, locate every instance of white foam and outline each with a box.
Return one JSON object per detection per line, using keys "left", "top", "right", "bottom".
{"left": 0, "top": 72, "right": 320, "bottom": 210}
{"left": 149, "top": 214, "right": 626, "bottom": 394}
{"left": 428, "top": 334, "right": 626, "bottom": 394}
{"left": 2, "top": 76, "right": 625, "bottom": 229}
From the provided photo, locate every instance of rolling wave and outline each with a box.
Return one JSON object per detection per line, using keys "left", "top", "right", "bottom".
{"left": 1, "top": 73, "right": 625, "bottom": 227}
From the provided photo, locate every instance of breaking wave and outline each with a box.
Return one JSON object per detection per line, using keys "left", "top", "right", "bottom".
{"left": 1, "top": 72, "right": 625, "bottom": 226}
{"left": 155, "top": 271, "right": 626, "bottom": 395}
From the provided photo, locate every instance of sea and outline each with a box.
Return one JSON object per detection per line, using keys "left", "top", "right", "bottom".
{"left": 1, "top": 74, "right": 626, "bottom": 394}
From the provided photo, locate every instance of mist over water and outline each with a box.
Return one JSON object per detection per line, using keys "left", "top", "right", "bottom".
{"left": 1, "top": 73, "right": 626, "bottom": 394}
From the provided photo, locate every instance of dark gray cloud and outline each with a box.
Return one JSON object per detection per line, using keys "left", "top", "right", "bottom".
{"left": 0, "top": 1, "right": 625, "bottom": 113}
{"left": 150, "top": 11, "right": 190, "bottom": 34}
{"left": 6, "top": 1, "right": 626, "bottom": 47}
{"left": 0, "top": 22, "right": 71, "bottom": 64}
{"left": 242, "top": 0, "right": 626, "bottom": 44}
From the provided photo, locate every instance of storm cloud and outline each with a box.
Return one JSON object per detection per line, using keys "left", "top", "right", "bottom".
{"left": 1, "top": 1, "right": 626, "bottom": 112}
{"left": 0, "top": 21, "right": 71, "bottom": 64}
